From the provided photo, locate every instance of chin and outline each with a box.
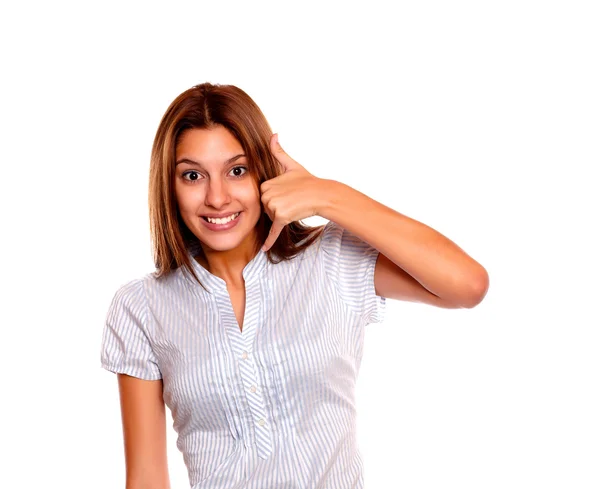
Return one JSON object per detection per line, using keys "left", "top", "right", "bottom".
{"left": 199, "top": 237, "right": 241, "bottom": 252}
{"left": 199, "top": 229, "right": 254, "bottom": 252}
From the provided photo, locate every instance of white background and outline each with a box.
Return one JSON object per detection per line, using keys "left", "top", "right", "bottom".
{"left": 1, "top": 1, "right": 598, "bottom": 488}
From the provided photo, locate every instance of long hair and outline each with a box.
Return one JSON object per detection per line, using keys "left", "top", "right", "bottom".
{"left": 149, "top": 82, "right": 325, "bottom": 288}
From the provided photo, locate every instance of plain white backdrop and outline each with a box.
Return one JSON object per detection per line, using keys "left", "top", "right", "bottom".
{"left": 1, "top": 1, "right": 598, "bottom": 488}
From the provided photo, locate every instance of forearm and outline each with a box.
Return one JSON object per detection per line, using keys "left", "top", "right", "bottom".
{"left": 126, "top": 477, "right": 170, "bottom": 489}
{"left": 125, "top": 464, "right": 171, "bottom": 489}
{"left": 318, "top": 179, "right": 488, "bottom": 305}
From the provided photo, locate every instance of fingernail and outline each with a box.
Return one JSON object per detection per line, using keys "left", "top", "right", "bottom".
{"left": 274, "top": 133, "right": 279, "bottom": 145}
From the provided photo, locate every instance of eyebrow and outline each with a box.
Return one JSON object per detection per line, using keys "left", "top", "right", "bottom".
{"left": 175, "top": 154, "right": 246, "bottom": 167}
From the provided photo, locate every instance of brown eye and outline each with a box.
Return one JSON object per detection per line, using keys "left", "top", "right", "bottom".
{"left": 230, "top": 166, "right": 248, "bottom": 178}
{"left": 182, "top": 171, "right": 201, "bottom": 181}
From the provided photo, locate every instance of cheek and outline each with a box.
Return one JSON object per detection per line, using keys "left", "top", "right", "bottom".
{"left": 175, "top": 185, "right": 202, "bottom": 212}
{"left": 239, "top": 184, "right": 261, "bottom": 206}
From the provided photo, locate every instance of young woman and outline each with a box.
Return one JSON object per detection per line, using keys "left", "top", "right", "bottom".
{"left": 101, "top": 82, "right": 488, "bottom": 489}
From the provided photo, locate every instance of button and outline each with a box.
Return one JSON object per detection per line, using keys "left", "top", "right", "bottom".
{"left": 258, "top": 418, "right": 265, "bottom": 426}
{"left": 250, "top": 385, "right": 257, "bottom": 393}
{"left": 242, "top": 351, "right": 248, "bottom": 359}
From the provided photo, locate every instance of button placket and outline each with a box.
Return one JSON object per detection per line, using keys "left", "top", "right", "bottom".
{"left": 218, "top": 278, "right": 273, "bottom": 459}
{"left": 186, "top": 247, "right": 273, "bottom": 458}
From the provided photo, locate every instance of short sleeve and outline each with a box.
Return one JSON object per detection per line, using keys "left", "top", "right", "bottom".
{"left": 320, "top": 220, "right": 387, "bottom": 325}
{"left": 100, "top": 278, "right": 162, "bottom": 380}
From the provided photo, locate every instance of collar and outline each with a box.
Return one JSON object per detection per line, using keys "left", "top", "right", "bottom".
{"left": 185, "top": 242, "right": 268, "bottom": 295}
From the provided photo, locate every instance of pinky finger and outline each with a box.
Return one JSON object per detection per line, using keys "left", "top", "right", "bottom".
{"left": 261, "top": 220, "right": 285, "bottom": 252}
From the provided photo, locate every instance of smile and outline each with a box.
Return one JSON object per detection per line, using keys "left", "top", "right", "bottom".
{"left": 202, "top": 212, "right": 241, "bottom": 224}
{"left": 200, "top": 212, "right": 243, "bottom": 231}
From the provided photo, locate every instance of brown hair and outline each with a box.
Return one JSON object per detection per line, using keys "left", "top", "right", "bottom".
{"left": 148, "top": 82, "right": 325, "bottom": 289}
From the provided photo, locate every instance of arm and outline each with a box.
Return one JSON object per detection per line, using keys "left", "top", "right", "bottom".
{"left": 259, "top": 134, "right": 488, "bottom": 309}
{"left": 118, "top": 374, "right": 171, "bottom": 489}
{"left": 319, "top": 180, "right": 489, "bottom": 309}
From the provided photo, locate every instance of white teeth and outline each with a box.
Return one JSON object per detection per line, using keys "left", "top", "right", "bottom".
{"left": 206, "top": 212, "right": 239, "bottom": 225}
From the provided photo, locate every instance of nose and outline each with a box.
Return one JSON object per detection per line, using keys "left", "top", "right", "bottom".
{"left": 205, "top": 177, "right": 231, "bottom": 209}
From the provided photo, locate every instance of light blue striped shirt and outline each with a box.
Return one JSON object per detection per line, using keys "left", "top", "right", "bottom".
{"left": 101, "top": 220, "right": 387, "bottom": 488}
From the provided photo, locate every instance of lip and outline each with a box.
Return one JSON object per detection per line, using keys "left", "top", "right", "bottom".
{"left": 202, "top": 212, "right": 242, "bottom": 218}
{"left": 201, "top": 211, "right": 242, "bottom": 231}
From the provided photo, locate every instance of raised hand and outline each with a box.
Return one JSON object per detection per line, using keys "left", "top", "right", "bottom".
{"left": 260, "top": 134, "right": 328, "bottom": 252}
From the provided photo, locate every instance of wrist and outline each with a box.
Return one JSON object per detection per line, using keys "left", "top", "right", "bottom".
{"left": 316, "top": 178, "right": 345, "bottom": 220}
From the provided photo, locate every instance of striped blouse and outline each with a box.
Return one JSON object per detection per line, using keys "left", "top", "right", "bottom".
{"left": 101, "top": 220, "right": 387, "bottom": 488}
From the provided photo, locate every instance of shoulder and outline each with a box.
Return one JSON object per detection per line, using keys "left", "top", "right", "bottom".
{"left": 137, "top": 268, "right": 187, "bottom": 296}
{"left": 318, "top": 220, "right": 370, "bottom": 258}
{"left": 106, "top": 277, "right": 149, "bottom": 326}
{"left": 110, "top": 276, "right": 145, "bottom": 301}
{"left": 310, "top": 220, "right": 341, "bottom": 251}
{"left": 321, "top": 219, "right": 340, "bottom": 238}
{"left": 112, "top": 270, "right": 163, "bottom": 296}
{"left": 109, "top": 271, "right": 165, "bottom": 314}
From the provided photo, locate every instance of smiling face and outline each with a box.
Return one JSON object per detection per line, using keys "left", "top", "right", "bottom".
{"left": 174, "top": 125, "right": 263, "bottom": 255}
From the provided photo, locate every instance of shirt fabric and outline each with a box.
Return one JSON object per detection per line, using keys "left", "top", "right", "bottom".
{"left": 101, "top": 220, "right": 387, "bottom": 489}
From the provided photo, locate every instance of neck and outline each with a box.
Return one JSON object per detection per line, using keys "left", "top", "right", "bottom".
{"left": 196, "top": 231, "right": 262, "bottom": 288}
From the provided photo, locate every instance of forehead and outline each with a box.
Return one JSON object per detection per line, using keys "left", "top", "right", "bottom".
{"left": 176, "top": 125, "right": 243, "bottom": 158}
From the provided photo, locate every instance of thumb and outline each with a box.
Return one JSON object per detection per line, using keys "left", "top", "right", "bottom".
{"left": 270, "top": 133, "right": 297, "bottom": 171}
{"left": 271, "top": 133, "right": 284, "bottom": 154}
{"left": 271, "top": 133, "right": 300, "bottom": 171}
{"left": 271, "top": 133, "right": 283, "bottom": 151}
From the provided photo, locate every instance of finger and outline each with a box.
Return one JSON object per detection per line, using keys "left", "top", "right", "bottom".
{"left": 270, "top": 133, "right": 300, "bottom": 172}
{"left": 261, "top": 219, "right": 286, "bottom": 252}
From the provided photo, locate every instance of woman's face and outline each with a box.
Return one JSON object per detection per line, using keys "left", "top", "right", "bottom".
{"left": 174, "top": 125, "right": 262, "bottom": 254}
